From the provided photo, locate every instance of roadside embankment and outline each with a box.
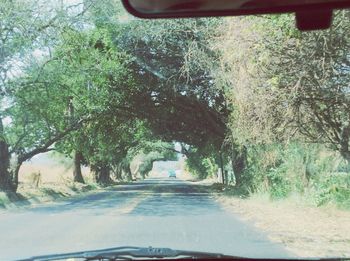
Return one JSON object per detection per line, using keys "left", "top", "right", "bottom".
{"left": 209, "top": 184, "right": 350, "bottom": 258}
{"left": 0, "top": 182, "right": 101, "bottom": 209}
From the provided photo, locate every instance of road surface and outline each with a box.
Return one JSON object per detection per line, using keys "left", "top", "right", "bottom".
{"left": 0, "top": 178, "right": 290, "bottom": 260}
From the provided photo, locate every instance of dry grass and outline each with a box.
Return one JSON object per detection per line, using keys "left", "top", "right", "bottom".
{"left": 0, "top": 155, "right": 97, "bottom": 209}
{"left": 215, "top": 193, "right": 350, "bottom": 258}
{"left": 0, "top": 181, "right": 98, "bottom": 210}
{"left": 19, "top": 161, "right": 93, "bottom": 184}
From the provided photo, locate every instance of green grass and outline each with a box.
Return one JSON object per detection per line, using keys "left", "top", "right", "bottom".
{"left": 0, "top": 192, "right": 11, "bottom": 208}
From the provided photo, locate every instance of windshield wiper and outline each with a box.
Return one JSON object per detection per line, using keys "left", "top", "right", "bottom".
{"left": 20, "top": 246, "right": 349, "bottom": 261}
{"left": 20, "top": 246, "right": 242, "bottom": 260}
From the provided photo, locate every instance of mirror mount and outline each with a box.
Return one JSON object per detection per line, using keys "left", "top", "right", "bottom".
{"left": 296, "top": 9, "right": 333, "bottom": 31}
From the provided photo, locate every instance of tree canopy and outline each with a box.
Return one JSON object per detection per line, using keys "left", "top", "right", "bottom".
{"left": 1, "top": 0, "right": 350, "bottom": 201}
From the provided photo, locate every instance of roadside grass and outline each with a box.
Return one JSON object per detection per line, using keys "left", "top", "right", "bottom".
{"left": 0, "top": 191, "right": 29, "bottom": 209}
{"left": 1, "top": 159, "right": 135, "bottom": 210}
{"left": 209, "top": 183, "right": 350, "bottom": 258}
{"left": 243, "top": 175, "right": 350, "bottom": 211}
{"left": 0, "top": 192, "right": 14, "bottom": 208}
{"left": 209, "top": 180, "right": 350, "bottom": 211}
{"left": 0, "top": 178, "right": 135, "bottom": 210}
{"left": 0, "top": 156, "right": 101, "bottom": 209}
{"left": 0, "top": 182, "right": 99, "bottom": 210}
{"left": 215, "top": 192, "right": 350, "bottom": 257}
{"left": 190, "top": 177, "right": 350, "bottom": 257}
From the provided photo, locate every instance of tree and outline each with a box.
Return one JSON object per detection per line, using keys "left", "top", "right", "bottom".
{"left": 0, "top": 1, "right": 126, "bottom": 191}
{"left": 130, "top": 142, "right": 178, "bottom": 179}
{"left": 0, "top": 0, "right": 72, "bottom": 191}
{"left": 28, "top": 27, "right": 137, "bottom": 185}
{"left": 0, "top": 0, "right": 37, "bottom": 191}
{"left": 209, "top": 12, "right": 350, "bottom": 190}
{"left": 83, "top": 2, "right": 235, "bottom": 182}
{"left": 88, "top": 1, "right": 228, "bottom": 150}
{"left": 221, "top": 13, "right": 350, "bottom": 166}
{"left": 261, "top": 12, "right": 350, "bottom": 167}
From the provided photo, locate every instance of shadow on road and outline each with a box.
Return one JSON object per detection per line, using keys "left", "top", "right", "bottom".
{"left": 20, "top": 178, "right": 222, "bottom": 217}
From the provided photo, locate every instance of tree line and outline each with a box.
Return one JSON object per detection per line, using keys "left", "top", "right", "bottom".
{"left": 1, "top": 1, "right": 350, "bottom": 206}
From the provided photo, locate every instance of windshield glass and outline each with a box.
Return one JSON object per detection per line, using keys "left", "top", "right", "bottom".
{"left": 0, "top": 0, "right": 349, "bottom": 260}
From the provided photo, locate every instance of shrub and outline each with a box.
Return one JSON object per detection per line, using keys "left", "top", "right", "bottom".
{"left": 240, "top": 142, "right": 348, "bottom": 204}
{"left": 314, "top": 173, "right": 350, "bottom": 209}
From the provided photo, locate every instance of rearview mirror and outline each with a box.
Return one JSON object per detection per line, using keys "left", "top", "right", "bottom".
{"left": 122, "top": 0, "right": 350, "bottom": 30}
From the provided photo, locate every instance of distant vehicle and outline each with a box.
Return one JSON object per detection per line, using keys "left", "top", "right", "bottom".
{"left": 168, "top": 170, "right": 176, "bottom": 178}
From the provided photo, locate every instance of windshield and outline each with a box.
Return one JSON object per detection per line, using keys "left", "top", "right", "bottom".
{"left": 0, "top": 1, "right": 349, "bottom": 260}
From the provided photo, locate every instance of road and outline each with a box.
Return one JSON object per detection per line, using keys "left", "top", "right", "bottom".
{"left": 0, "top": 177, "right": 290, "bottom": 260}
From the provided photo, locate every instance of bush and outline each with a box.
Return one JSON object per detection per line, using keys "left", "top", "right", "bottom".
{"left": 313, "top": 173, "right": 350, "bottom": 209}
{"left": 185, "top": 146, "right": 219, "bottom": 179}
{"left": 239, "top": 142, "right": 348, "bottom": 205}
{"left": 267, "top": 165, "right": 291, "bottom": 199}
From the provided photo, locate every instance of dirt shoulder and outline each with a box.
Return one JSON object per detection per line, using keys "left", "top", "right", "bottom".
{"left": 213, "top": 190, "right": 350, "bottom": 258}
{"left": 0, "top": 182, "right": 105, "bottom": 210}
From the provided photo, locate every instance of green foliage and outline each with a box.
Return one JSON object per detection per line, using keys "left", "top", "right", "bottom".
{"left": 239, "top": 143, "right": 350, "bottom": 207}
{"left": 1, "top": 0, "right": 350, "bottom": 213}
{"left": 209, "top": 13, "right": 350, "bottom": 209}
{"left": 0, "top": 193, "right": 11, "bottom": 208}
{"left": 137, "top": 150, "right": 177, "bottom": 178}
{"left": 104, "top": 12, "right": 227, "bottom": 150}
{"left": 266, "top": 165, "right": 291, "bottom": 199}
{"left": 184, "top": 145, "right": 219, "bottom": 179}
{"left": 185, "top": 153, "right": 208, "bottom": 179}
{"left": 1, "top": 1, "right": 187, "bottom": 190}
{"left": 202, "top": 157, "right": 219, "bottom": 178}
{"left": 313, "top": 173, "right": 350, "bottom": 209}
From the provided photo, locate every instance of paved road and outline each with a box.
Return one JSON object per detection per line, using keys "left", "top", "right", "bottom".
{"left": 0, "top": 178, "right": 290, "bottom": 260}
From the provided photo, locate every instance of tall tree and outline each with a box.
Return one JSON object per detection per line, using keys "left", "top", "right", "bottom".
{"left": 89, "top": 1, "right": 228, "bottom": 150}
{"left": 0, "top": 0, "right": 57, "bottom": 191}
{"left": 214, "top": 12, "right": 350, "bottom": 173}
{"left": 0, "top": 0, "right": 103, "bottom": 191}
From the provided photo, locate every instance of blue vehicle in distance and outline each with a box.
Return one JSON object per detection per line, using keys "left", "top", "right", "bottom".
{"left": 168, "top": 170, "right": 176, "bottom": 178}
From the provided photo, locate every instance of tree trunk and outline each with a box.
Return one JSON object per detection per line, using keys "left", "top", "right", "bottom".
{"left": 91, "top": 165, "right": 99, "bottom": 183}
{"left": 100, "top": 165, "right": 111, "bottom": 184}
{"left": 231, "top": 146, "right": 247, "bottom": 187}
{"left": 340, "top": 124, "right": 350, "bottom": 171}
{"left": 73, "top": 151, "right": 85, "bottom": 183}
{"left": 114, "top": 163, "right": 122, "bottom": 180}
{"left": 0, "top": 118, "right": 14, "bottom": 192}
{"left": 0, "top": 138, "right": 13, "bottom": 192}
{"left": 219, "top": 152, "right": 225, "bottom": 184}
{"left": 341, "top": 151, "right": 350, "bottom": 172}
{"left": 10, "top": 160, "right": 22, "bottom": 192}
{"left": 125, "top": 163, "right": 133, "bottom": 181}
{"left": 92, "top": 164, "right": 111, "bottom": 185}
